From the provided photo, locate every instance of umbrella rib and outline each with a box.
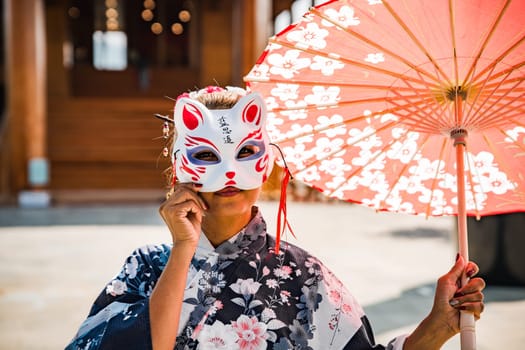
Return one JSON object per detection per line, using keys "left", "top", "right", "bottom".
{"left": 412, "top": 66, "right": 455, "bottom": 130}
{"left": 268, "top": 37, "right": 441, "bottom": 89}
{"left": 469, "top": 33, "right": 525, "bottom": 85}
{"left": 480, "top": 113, "right": 525, "bottom": 132}
{"left": 386, "top": 86, "right": 451, "bottom": 132}
{"left": 296, "top": 119, "right": 401, "bottom": 185}
{"left": 272, "top": 97, "right": 457, "bottom": 147}
{"left": 462, "top": 0, "right": 513, "bottom": 86}
{"left": 377, "top": 132, "right": 435, "bottom": 212}
{"left": 498, "top": 126, "right": 525, "bottom": 154}
{"left": 425, "top": 138, "right": 449, "bottom": 218}
{"left": 388, "top": 105, "right": 446, "bottom": 133}
{"left": 383, "top": 68, "right": 452, "bottom": 131}
{"left": 493, "top": 128, "right": 525, "bottom": 208}
{"left": 465, "top": 74, "right": 508, "bottom": 128}
{"left": 462, "top": 144, "right": 482, "bottom": 219}
{"left": 476, "top": 65, "right": 525, "bottom": 87}
{"left": 310, "top": 7, "right": 442, "bottom": 86}
{"left": 470, "top": 83, "right": 525, "bottom": 129}
{"left": 384, "top": 88, "right": 454, "bottom": 133}
{"left": 381, "top": 0, "right": 452, "bottom": 85}
{"left": 477, "top": 61, "right": 524, "bottom": 92}
{"left": 448, "top": 0, "right": 460, "bottom": 88}
{"left": 476, "top": 104, "right": 525, "bottom": 131}
{"left": 275, "top": 111, "right": 401, "bottom": 145}
{"left": 246, "top": 78, "right": 429, "bottom": 94}
{"left": 477, "top": 132, "right": 525, "bottom": 208}
{"left": 269, "top": 95, "right": 423, "bottom": 114}
{"left": 326, "top": 132, "right": 404, "bottom": 198}
{"left": 477, "top": 130, "right": 525, "bottom": 209}
{"left": 465, "top": 54, "right": 525, "bottom": 127}
{"left": 475, "top": 89, "right": 525, "bottom": 99}
{"left": 463, "top": 62, "right": 500, "bottom": 127}
{"left": 477, "top": 110, "right": 525, "bottom": 131}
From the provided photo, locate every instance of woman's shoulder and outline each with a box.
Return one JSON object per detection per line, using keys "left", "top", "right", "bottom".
{"left": 131, "top": 242, "right": 172, "bottom": 255}
{"left": 125, "top": 243, "right": 173, "bottom": 267}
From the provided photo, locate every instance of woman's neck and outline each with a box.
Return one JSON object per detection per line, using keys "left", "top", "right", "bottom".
{"left": 201, "top": 208, "right": 255, "bottom": 247}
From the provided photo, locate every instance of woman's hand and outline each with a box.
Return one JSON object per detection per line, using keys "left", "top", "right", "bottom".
{"left": 151, "top": 183, "right": 208, "bottom": 350}
{"left": 159, "top": 183, "right": 207, "bottom": 246}
{"left": 432, "top": 254, "right": 486, "bottom": 332}
{"left": 404, "top": 255, "right": 485, "bottom": 350}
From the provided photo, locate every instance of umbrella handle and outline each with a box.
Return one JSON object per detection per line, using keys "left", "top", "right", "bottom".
{"left": 454, "top": 123, "right": 476, "bottom": 350}
{"left": 460, "top": 312, "right": 476, "bottom": 350}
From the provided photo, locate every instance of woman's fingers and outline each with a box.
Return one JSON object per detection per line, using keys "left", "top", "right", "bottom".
{"left": 164, "top": 198, "right": 202, "bottom": 220}
{"left": 166, "top": 183, "right": 207, "bottom": 209}
{"left": 160, "top": 185, "right": 205, "bottom": 216}
{"left": 456, "top": 276, "right": 486, "bottom": 296}
{"left": 449, "top": 276, "right": 485, "bottom": 319}
{"left": 159, "top": 183, "right": 207, "bottom": 243}
{"left": 465, "top": 261, "right": 480, "bottom": 278}
{"left": 449, "top": 290, "right": 484, "bottom": 307}
{"left": 450, "top": 299, "right": 485, "bottom": 320}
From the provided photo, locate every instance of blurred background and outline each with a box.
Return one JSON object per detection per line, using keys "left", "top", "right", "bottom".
{"left": 0, "top": 0, "right": 524, "bottom": 349}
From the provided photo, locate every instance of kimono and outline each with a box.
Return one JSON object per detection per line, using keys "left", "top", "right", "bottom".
{"left": 66, "top": 207, "right": 407, "bottom": 350}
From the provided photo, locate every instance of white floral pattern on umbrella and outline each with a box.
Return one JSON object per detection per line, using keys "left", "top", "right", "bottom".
{"left": 245, "top": 0, "right": 525, "bottom": 218}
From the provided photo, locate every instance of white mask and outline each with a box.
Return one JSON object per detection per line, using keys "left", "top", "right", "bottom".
{"left": 172, "top": 92, "right": 274, "bottom": 192}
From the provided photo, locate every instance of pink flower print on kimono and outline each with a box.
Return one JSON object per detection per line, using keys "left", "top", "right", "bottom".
{"left": 232, "top": 315, "right": 269, "bottom": 350}
{"left": 196, "top": 320, "right": 239, "bottom": 350}
{"left": 172, "top": 93, "right": 274, "bottom": 192}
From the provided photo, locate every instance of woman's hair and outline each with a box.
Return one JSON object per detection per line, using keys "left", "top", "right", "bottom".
{"left": 179, "top": 85, "right": 247, "bottom": 109}
{"left": 192, "top": 90, "right": 242, "bottom": 110}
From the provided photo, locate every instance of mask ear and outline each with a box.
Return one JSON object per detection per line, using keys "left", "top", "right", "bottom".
{"left": 173, "top": 97, "right": 208, "bottom": 131}
{"left": 236, "top": 93, "right": 266, "bottom": 127}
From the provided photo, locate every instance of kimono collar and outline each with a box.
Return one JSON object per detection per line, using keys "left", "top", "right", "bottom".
{"left": 195, "top": 206, "right": 268, "bottom": 262}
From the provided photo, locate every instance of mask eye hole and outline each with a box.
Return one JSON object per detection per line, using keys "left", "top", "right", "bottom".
{"left": 188, "top": 147, "right": 221, "bottom": 164}
{"left": 237, "top": 141, "right": 265, "bottom": 161}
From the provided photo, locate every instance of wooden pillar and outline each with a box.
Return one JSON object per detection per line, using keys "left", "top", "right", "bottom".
{"left": 233, "top": 0, "right": 272, "bottom": 84}
{"left": 4, "top": 0, "right": 49, "bottom": 205}
{"left": 252, "top": 0, "right": 272, "bottom": 65}
{"left": 199, "top": 1, "right": 233, "bottom": 86}
{"left": 46, "top": 1, "right": 69, "bottom": 98}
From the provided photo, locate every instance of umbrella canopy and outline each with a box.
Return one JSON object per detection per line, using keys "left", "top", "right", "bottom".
{"left": 245, "top": 1, "right": 525, "bottom": 349}
{"left": 245, "top": 0, "right": 525, "bottom": 219}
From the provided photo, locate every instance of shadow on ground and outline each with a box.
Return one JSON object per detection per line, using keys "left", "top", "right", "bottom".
{"left": 0, "top": 205, "right": 164, "bottom": 226}
{"left": 365, "top": 283, "right": 525, "bottom": 335}
{"left": 389, "top": 227, "right": 451, "bottom": 239}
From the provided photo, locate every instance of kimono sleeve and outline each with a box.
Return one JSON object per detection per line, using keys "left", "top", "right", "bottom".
{"left": 343, "top": 315, "right": 408, "bottom": 349}
{"left": 65, "top": 244, "right": 171, "bottom": 350}
{"left": 313, "top": 261, "right": 409, "bottom": 349}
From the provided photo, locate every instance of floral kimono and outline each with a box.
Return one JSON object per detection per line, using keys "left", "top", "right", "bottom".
{"left": 66, "top": 207, "right": 407, "bottom": 350}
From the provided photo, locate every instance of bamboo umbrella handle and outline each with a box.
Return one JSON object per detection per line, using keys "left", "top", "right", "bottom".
{"left": 454, "top": 117, "right": 477, "bottom": 350}
{"left": 460, "top": 312, "right": 476, "bottom": 350}
{"left": 458, "top": 215, "right": 476, "bottom": 350}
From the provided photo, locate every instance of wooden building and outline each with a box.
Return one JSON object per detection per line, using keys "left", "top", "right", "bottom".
{"left": 0, "top": 0, "right": 304, "bottom": 205}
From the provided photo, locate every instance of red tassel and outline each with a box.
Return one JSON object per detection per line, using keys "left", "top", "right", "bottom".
{"left": 275, "top": 167, "right": 295, "bottom": 254}
{"left": 171, "top": 162, "right": 177, "bottom": 188}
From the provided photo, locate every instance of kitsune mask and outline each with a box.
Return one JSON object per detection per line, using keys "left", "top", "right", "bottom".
{"left": 173, "top": 92, "right": 274, "bottom": 192}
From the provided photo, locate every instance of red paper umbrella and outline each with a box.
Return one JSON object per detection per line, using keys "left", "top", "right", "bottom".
{"left": 245, "top": 1, "right": 525, "bottom": 349}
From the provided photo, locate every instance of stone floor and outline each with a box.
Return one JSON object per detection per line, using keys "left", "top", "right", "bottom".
{"left": 1, "top": 201, "right": 524, "bottom": 349}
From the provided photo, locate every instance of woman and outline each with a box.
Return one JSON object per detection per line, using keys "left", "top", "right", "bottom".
{"left": 66, "top": 86, "right": 485, "bottom": 350}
